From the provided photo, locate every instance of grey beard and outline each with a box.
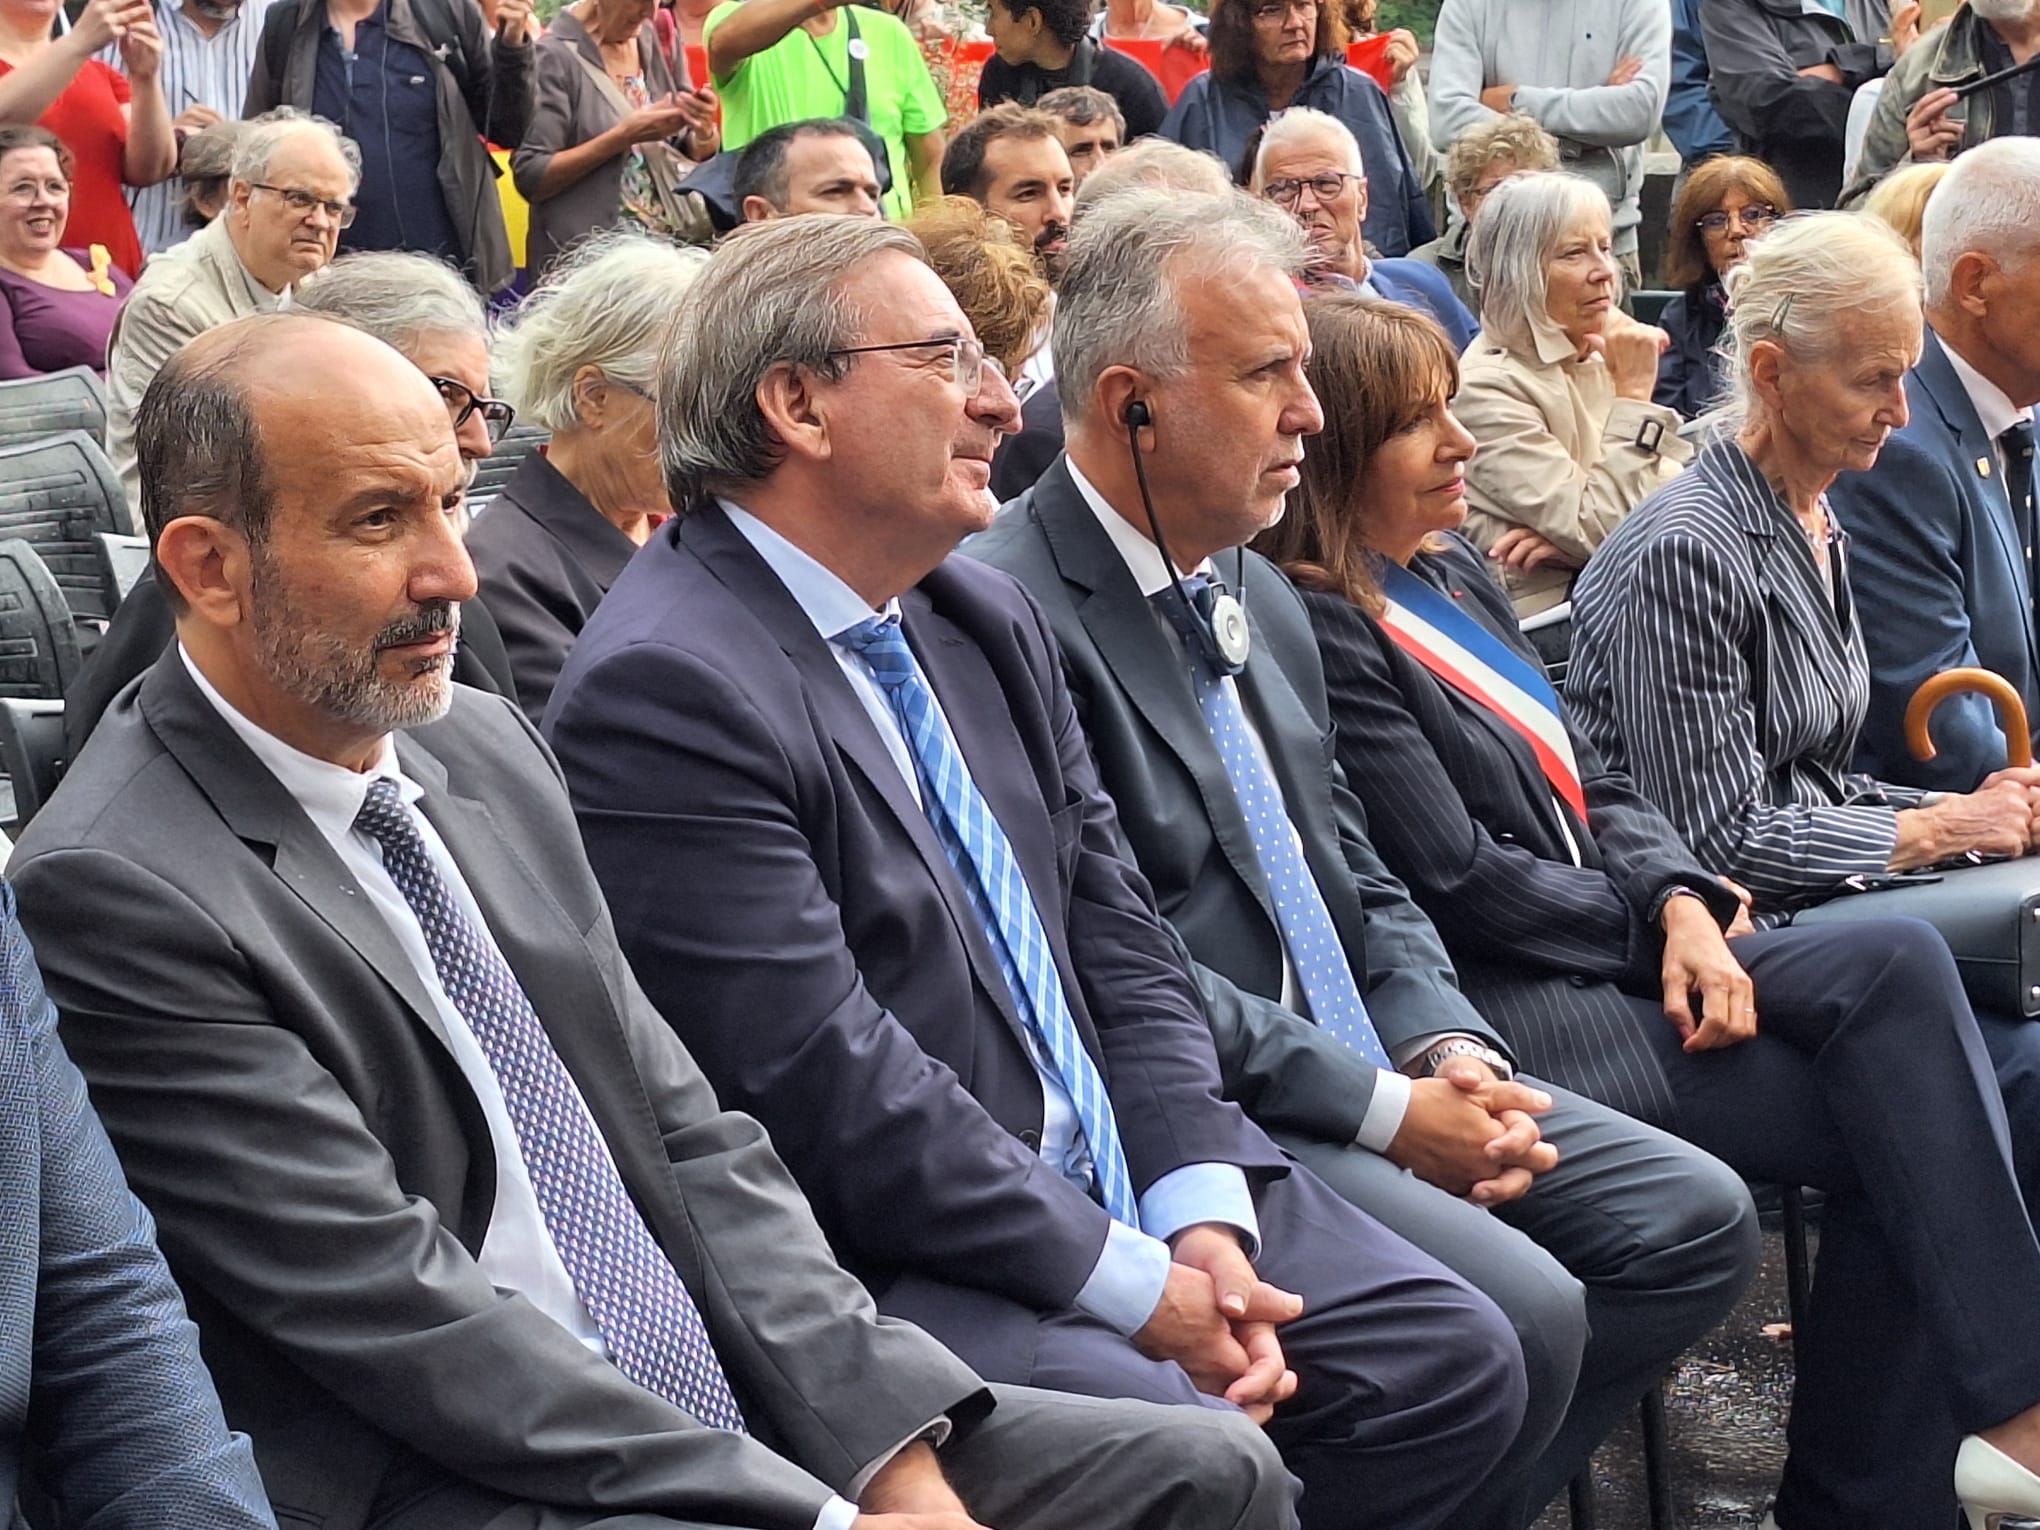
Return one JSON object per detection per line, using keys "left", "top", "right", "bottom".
{"left": 252, "top": 564, "right": 462, "bottom": 735}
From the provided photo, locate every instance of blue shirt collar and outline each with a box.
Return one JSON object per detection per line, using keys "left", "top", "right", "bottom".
{"left": 719, "top": 500, "right": 902, "bottom": 643}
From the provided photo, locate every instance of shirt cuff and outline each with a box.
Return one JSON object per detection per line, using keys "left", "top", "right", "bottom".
{"left": 1139, "top": 1162, "right": 1261, "bottom": 1256}
{"left": 815, "top": 1496, "right": 861, "bottom": 1530}
{"left": 1073, "top": 1217, "right": 1175, "bottom": 1337}
{"left": 843, "top": 1418, "right": 953, "bottom": 1502}
{"left": 1353, "top": 1066, "right": 1412, "bottom": 1153}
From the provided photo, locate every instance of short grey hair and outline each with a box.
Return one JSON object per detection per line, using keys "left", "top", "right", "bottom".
{"left": 1053, "top": 188, "right": 1309, "bottom": 424}
{"left": 494, "top": 230, "right": 708, "bottom": 435}
{"left": 1920, "top": 136, "right": 2040, "bottom": 306}
{"left": 295, "top": 251, "right": 485, "bottom": 351}
{"left": 660, "top": 216, "right": 923, "bottom": 507}
{"left": 232, "top": 106, "right": 362, "bottom": 190}
{"left": 1250, "top": 106, "right": 1363, "bottom": 188}
{"left": 1072, "top": 137, "right": 1233, "bottom": 218}
{"left": 1720, "top": 210, "right": 1920, "bottom": 427}
{"left": 1464, "top": 170, "right": 1613, "bottom": 354}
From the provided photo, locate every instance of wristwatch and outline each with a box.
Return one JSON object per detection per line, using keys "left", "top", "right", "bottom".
{"left": 1418, "top": 1038, "right": 1514, "bottom": 1081}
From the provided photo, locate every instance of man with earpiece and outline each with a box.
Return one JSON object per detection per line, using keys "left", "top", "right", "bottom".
{"left": 968, "top": 186, "right": 1759, "bottom": 1530}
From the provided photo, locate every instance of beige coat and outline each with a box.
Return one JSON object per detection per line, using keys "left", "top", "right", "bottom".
{"left": 1455, "top": 324, "right": 1691, "bottom": 616}
{"left": 106, "top": 218, "right": 286, "bottom": 526}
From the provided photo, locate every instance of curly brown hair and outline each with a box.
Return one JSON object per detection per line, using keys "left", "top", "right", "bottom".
{"left": 904, "top": 196, "right": 1055, "bottom": 375}
{"left": 1253, "top": 293, "right": 1459, "bottom": 613}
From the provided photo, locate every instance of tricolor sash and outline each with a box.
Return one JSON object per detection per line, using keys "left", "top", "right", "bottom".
{"left": 1375, "top": 559, "right": 1588, "bottom": 824}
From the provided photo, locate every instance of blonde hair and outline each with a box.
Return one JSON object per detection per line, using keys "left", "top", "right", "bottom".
{"left": 1862, "top": 161, "right": 1949, "bottom": 260}
{"left": 1720, "top": 211, "right": 1919, "bottom": 428}
{"left": 1443, "top": 114, "right": 1560, "bottom": 205}
{"left": 905, "top": 197, "right": 1053, "bottom": 375}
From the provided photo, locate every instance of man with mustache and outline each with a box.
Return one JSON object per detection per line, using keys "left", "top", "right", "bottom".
{"left": 9, "top": 309, "right": 1298, "bottom": 1530}
{"left": 1247, "top": 106, "right": 1475, "bottom": 350}
{"left": 940, "top": 104, "right": 1073, "bottom": 279}
{"left": 105, "top": 105, "right": 355, "bottom": 516}
{"left": 548, "top": 209, "right": 1532, "bottom": 1530}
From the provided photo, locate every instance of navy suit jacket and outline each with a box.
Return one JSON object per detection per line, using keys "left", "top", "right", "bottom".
{"left": 1368, "top": 260, "right": 1478, "bottom": 354}
{"left": 545, "top": 505, "right": 1284, "bottom": 1373}
{"left": 0, "top": 884, "right": 274, "bottom": 1529}
{"left": 1829, "top": 329, "right": 2040, "bottom": 791}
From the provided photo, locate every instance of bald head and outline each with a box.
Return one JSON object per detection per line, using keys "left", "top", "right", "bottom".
{"left": 143, "top": 313, "right": 474, "bottom": 766}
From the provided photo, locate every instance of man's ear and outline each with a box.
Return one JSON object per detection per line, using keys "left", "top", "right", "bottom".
{"left": 155, "top": 515, "right": 251, "bottom": 630}
{"left": 741, "top": 195, "right": 780, "bottom": 223}
{"left": 755, "top": 361, "right": 832, "bottom": 466}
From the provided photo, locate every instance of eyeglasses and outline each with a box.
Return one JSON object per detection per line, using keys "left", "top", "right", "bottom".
{"left": 430, "top": 376, "right": 517, "bottom": 442}
{"left": 0, "top": 177, "right": 67, "bottom": 203}
{"left": 1263, "top": 171, "right": 1363, "bottom": 207}
{"left": 249, "top": 182, "right": 357, "bottom": 227}
{"left": 1695, "top": 204, "right": 1780, "bottom": 235}
{"left": 824, "top": 335, "right": 1005, "bottom": 394}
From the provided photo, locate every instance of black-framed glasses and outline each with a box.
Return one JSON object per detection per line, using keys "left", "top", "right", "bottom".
{"left": 430, "top": 376, "right": 517, "bottom": 442}
{"left": 249, "top": 182, "right": 357, "bottom": 227}
{"left": 824, "top": 335, "right": 1004, "bottom": 394}
{"left": 1263, "top": 171, "right": 1363, "bottom": 207}
{"left": 1695, "top": 204, "right": 1780, "bottom": 235}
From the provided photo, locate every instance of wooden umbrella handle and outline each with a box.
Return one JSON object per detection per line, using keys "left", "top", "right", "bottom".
{"left": 1906, "top": 667, "right": 2035, "bottom": 768}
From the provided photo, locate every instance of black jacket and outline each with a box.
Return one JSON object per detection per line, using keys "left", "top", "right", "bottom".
{"left": 977, "top": 40, "right": 1168, "bottom": 140}
{"left": 1652, "top": 280, "right": 1727, "bottom": 420}
{"left": 1699, "top": 0, "right": 1884, "bottom": 209}
{"left": 246, "top": 0, "right": 534, "bottom": 293}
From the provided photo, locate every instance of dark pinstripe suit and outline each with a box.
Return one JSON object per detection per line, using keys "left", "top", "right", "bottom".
{"left": 1564, "top": 438, "right": 1924, "bottom": 909}
{"left": 1301, "top": 533, "right": 2040, "bottom": 1530}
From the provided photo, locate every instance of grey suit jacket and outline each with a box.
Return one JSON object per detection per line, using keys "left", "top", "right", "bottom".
{"left": 8, "top": 652, "right": 985, "bottom": 1530}
{"left": 968, "top": 460, "right": 1506, "bottom": 1154}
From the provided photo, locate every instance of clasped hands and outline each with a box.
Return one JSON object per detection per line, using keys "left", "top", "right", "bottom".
{"left": 1130, "top": 1223, "right": 1301, "bottom": 1425}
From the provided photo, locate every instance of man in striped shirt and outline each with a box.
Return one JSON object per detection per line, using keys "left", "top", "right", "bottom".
{"left": 101, "top": 0, "right": 276, "bottom": 255}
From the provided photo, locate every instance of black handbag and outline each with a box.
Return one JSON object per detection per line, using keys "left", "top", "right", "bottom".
{"left": 679, "top": 8, "right": 896, "bottom": 232}
{"left": 1791, "top": 857, "right": 2040, "bottom": 1018}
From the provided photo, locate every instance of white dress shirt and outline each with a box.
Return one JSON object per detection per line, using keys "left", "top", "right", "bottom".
{"left": 722, "top": 502, "right": 1259, "bottom": 1337}
{"left": 1067, "top": 462, "right": 1416, "bottom": 1150}
{"left": 180, "top": 649, "right": 863, "bottom": 1530}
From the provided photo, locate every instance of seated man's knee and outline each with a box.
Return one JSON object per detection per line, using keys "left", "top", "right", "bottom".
{"left": 1158, "top": 1406, "right": 1299, "bottom": 1530}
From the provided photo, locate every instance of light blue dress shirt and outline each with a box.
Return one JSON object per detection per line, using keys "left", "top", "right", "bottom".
{"left": 723, "top": 501, "right": 1260, "bottom": 1336}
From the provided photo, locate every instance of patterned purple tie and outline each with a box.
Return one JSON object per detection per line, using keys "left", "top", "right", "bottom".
{"left": 353, "top": 779, "right": 747, "bottom": 1432}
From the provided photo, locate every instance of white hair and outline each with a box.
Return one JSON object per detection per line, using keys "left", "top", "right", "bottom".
{"left": 1250, "top": 107, "right": 1364, "bottom": 187}
{"left": 232, "top": 107, "right": 361, "bottom": 190}
{"left": 295, "top": 252, "right": 485, "bottom": 349}
{"left": 494, "top": 230, "right": 707, "bottom": 436}
{"left": 1053, "top": 188, "right": 1308, "bottom": 423}
{"left": 1920, "top": 136, "right": 2040, "bottom": 306}
{"left": 1463, "top": 171, "right": 1614, "bottom": 355}
{"left": 1970, "top": 0, "right": 2040, "bottom": 20}
{"left": 1719, "top": 210, "right": 1919, "bottom": 427}
{"left": 1071, "top": 138, "right": 1233, "bottom": 218}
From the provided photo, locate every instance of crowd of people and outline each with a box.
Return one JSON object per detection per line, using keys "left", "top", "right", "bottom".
{"left": 12, "top": 4, "right": 2040, "bottom": 1530}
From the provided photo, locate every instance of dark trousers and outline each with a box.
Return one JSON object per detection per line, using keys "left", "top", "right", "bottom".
{"left": 1276, "top": 1085, "right": 1757, "bottom": 1530}
{"left": 368, "top": 1384, "right": 1298, "bottom": 1530}
{"left": 884, "top": 1166, "right": 1529, "bottom": 1530}
{"left": 1606, "top": 918, "right": 2040, "bottom": 1530}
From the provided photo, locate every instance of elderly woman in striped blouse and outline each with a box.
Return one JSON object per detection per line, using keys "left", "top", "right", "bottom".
{"left": 1566, "top": 211, "right": 2040, "bottom": 1528}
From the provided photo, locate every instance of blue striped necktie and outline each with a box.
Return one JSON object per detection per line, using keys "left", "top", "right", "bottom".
{"left": 1169, "top": 577, "right": 1392, "bottom": 1069}
{"left": 834, "top": 613, "right": 1140, "bottom": 1225}
{"left": 353, "top": 780, "right": 749, "bottom": 1432}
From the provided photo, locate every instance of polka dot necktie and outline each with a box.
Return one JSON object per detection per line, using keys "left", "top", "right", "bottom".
{"left": 1172, "top": 576, "right": 1392, "bottom": 1069}
{"left": 834, "top": 613, "right": 1141, "bottom": 1226}
{"left": 352, "top": 779, "right": 749, "bottom": 1432}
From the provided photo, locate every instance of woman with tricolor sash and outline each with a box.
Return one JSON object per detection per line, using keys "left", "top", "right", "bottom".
{"left": 1255, "top": 290, "right": 2040, "bottom": 1530}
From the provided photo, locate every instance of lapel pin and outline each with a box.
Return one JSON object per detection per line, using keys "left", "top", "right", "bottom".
{"left": 1980, "top": 457, "right": 1994, "bottom": 479}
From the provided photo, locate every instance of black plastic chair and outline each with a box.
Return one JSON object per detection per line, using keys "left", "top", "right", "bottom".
{"left": 0, "top": 432, "right": 126, "bottom": 626}
{"left": 1630, "top": 289, "right": 1679, "bottom": 327}
{"left": 93, "top": 531, "right": 151, "bottom": 607}
{"left": 468, "top": 425, "right": 550, "bottom": 513}
{"left": 0, "top": 697, "right": 64, "bottom": 830}
{"left": 0, "top": 542, "right": 79, "bottom": 701}
{"left": 0, "top": 366, "right": 107, "bottom": 449}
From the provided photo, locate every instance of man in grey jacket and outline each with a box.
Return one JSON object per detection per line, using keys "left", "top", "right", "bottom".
{"left": 1426, "top": 0, "right": 1668, "bottom": 282}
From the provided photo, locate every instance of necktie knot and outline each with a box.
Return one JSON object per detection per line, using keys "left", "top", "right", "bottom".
{"left": 834, "top": 614, "right": 917, "bottom": 689}
{"left": 2003, "top": 422, "right": 2035, "bottom": 463}
{"left": 353, "top": 777, "right": 413, "bottom": 850}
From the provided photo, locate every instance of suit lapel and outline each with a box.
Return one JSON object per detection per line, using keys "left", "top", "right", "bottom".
{"left": 680, "top": 507, "right": 1028, "bottom": 1043}
{"left": 1915, "top": 333, "right": 2040, "bottom": 681}
{"left": 139, "top": 654, "right": 458, "bottom": 1057}
{"left": 1031, "top": 466, "right": 1282, "bottom": 927}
